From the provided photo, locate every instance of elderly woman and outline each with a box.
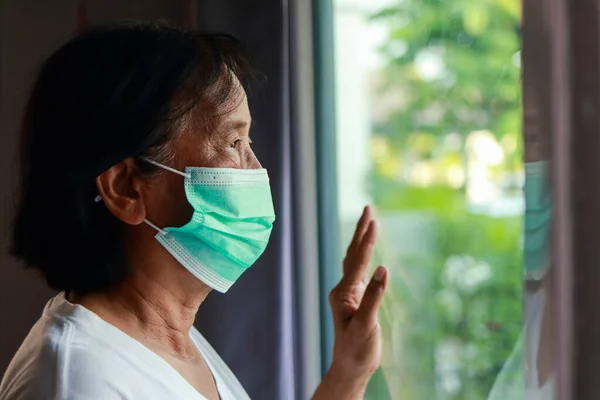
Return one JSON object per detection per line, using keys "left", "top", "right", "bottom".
{"left": 0, "top": 23, "right": 387, "bottom": 400}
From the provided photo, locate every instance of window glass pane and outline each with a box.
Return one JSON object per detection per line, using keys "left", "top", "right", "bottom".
{"left": 331, "top": 0, "right": 523, "bottom": 398}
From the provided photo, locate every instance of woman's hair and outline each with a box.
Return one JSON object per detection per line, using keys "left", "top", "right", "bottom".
{"left": 11, "top": 21, "right": 256, "bottom": 294}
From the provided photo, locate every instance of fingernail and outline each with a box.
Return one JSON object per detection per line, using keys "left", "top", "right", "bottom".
{"left": 373, "top": 266, "right": 386, "bottom": 282}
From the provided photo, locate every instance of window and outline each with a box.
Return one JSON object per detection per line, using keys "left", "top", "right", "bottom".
{"left": 318, "top": 0, "right": 523, "bottom": 398}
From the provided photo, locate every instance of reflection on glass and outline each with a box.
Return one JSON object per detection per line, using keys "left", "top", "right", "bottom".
{"left": 332, "top": 0, "right": 522, "bottom": 398}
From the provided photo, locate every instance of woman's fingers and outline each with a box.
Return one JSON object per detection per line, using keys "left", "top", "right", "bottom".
{"left": 331, "top": 206, "right": 381, "bottom": 327}
{"left": 329, "top": 280, "right": 365, "bottom": 326}
{"left": 326, "top": 210, "right": 386, "bottom": 396}
{"left": 343, "top": 220, "right": 377, "bottom": 284}
{"left": 352, "top": 266, "right": 388, "bottom": 329}
{"left": 345, "top": 206, "right": 372, "bottom": 259}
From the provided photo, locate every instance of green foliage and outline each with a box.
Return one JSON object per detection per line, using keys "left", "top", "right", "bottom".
{"left": 370, "top": 184, "right": 522, "bottom": 399}
{"left": 372, "top": 179, "right": 465, "bottom": 213}
{"left": 363, "top": 1, "right": 522, "bottom": 397}
{"left": 370, "top": 0, "right": 521, "bottom": 146}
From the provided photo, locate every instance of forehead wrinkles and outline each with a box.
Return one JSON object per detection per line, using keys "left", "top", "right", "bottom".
{"left": 196, "top": 88, "right": 247, "bottom": 136}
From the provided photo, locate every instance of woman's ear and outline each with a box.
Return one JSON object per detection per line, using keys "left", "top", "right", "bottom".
{"left": 95, "top": 158, "right": 146, "bottom": 225}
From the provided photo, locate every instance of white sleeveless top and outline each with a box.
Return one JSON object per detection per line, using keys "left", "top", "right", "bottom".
{"left": 0, "top": 293, "right": 250, "bottom": 400}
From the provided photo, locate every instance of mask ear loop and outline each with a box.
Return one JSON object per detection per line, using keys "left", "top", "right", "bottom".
{"left": 139, "top": 158, "right": 189, "bottom": 235}
{"left": 144, "top": 219, "right": 167, "bottom": 235}
{"left": 94, "top": 158, "right": 189, "bottom": 235}
{"left": 93, "top": 195, "right": 167, "bottom": 235}
{"left": 142, "top": 158, "right": 191, "bottom": 179}
{"left": 94, "top": 158, "right": 190, "bottom": 201}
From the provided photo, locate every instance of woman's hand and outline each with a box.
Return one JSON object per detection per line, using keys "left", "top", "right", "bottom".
{"left": 313, "top": 206, "right": 388, "bottom": 400}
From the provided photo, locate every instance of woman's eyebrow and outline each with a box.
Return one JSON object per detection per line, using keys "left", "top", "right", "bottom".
{"left": 221, "top": 118, "right": 252, "bottom": 132}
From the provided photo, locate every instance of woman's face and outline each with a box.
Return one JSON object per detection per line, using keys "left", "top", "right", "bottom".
{"left": 96, "top": 84, "right": 260, "bottom": 281}
{"left": 142, "top": 87, "right": 260, "bottom": 230}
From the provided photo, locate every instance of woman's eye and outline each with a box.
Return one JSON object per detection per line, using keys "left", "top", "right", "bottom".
{"left": 229, "top": 139, "right": 242, "bottom": 149}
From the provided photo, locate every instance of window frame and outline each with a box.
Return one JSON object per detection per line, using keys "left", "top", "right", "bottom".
{"left": 311, "top": 0, "right": 341, "bottom": 376}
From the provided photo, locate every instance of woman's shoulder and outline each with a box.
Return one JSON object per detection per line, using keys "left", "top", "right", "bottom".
{"left": 0, "top": 295, "right": 134, "bottom": 400}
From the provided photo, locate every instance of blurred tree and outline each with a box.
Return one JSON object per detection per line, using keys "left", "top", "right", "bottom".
{"left": 370, "top": 0, "right": 521, "bottom": 152}
{"left": 361, "top": 0, "right": 523, "bottom": 399}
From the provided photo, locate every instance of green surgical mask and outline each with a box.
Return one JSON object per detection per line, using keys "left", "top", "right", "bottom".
{"left": 524, "top": 161, "right": 552, "bottom": 280}
{"left": 143, "top": 159, "right": 276, "bottom": 293}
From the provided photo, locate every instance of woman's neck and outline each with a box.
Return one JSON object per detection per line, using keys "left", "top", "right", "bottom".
{"left": 70, "top": 267, "right": 212, "bottom": 359}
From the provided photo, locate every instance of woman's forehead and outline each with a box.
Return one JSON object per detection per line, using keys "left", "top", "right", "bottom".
{"left": 176, "top": 89, "right": 250, "bottom": 143}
